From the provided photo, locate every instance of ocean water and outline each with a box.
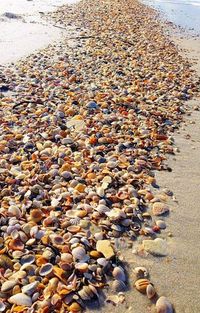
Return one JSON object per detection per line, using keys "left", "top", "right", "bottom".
{"left": 142, "top": 0, "right": 200, "bottom": 34}
{"left": 0, "top": 0, "right": 78, "bottom": 64}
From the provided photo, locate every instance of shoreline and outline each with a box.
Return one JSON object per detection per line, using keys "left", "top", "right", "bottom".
{"left": 0, "top": 0, "right": 200, "bottom": 312}
{"left": 0, "top": 0, "right": 78, "bottom": 65}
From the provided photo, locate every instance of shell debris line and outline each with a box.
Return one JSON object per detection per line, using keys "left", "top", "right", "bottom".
{"left": 0, "top": 0, "right": 199, "bottom": 312}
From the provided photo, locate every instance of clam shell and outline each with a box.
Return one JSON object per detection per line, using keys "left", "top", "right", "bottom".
{"left": 146, "top": 284, "right": 156, "bottom": 299}
{"left": 21, "top": 254, "right": 35, "bottom": 266}
{"left": 112, "top": 266, "right": 126, "bottom": 282}
{"left": 39, "top": 263, "right": 53, "bottom": 276}
{"left": 135, "top": 278, "right": 151, "bottom": 294}
{"left": 8, "top": 293, "right": 32, "bottom": 306}
{"left": 156, "top": 296, "right": 173, "bottom": 313}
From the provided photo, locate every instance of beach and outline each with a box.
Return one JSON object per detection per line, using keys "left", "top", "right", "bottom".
{"left": 0, "top": 0, "right": 78, "bottom": 64}
{"left": 0, "top": 0, "right": 200, "bottom": 312}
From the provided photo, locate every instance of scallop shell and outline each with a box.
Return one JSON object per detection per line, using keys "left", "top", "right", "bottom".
{"left": 146, "top": 284, "right": 156, "bottom": 299}
{"left": 8, "top": 293, "right": 32, "bottom": 306}
{"left": 112, "top": 266, "right": 126, "bottom": 282}
{"left": 135, "top": 278, "right": 151, "bottom": 294}
{"left": 78, "top": 286, "right": 93, "bottom": 300}
{"left": 39, "top": 263, "right": 53, "bottom": 276}
{"left": 111, "top": 279, "right": 126, "bottom": 293}
{"left": 72, "top": 246, "right": 86, "bottom": 261}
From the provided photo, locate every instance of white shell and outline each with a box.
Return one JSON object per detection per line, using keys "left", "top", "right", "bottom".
{"left": 156, "top": 296, "right": 173, "bottom": 313}
{"left": 21, "top": 281, "right": 39, "bottom": 296}
{"left": 8, "top": 293, "right": 32, "bottom": 306}
{"left": 1, "top": 280, "right": 17, "bottom": 292}
{"left": 72, "top": 246, "right": 86, "bottom": 260}
{"left": 112, "top": 266, "right": 126, "bottom": 282}
{"left": 146, "top": 284, "right": 156, "bottom": 299}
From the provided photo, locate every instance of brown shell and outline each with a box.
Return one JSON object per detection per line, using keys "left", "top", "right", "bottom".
{"left": 135, "top": 279, "right": 151, "bottom": 294}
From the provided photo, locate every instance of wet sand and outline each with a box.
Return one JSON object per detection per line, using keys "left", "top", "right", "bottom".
{"left": 0, "top": 0, "right": 78, "bottom": 65}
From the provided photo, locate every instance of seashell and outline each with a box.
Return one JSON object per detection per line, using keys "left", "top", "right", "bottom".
{"left": 39, "top": 263, "right": 53, "bottom": 276}
{"left": 121, "top": 218, "right": 132, "bottom": 226}
{"left": 8, "top": 238, "right": 24, "bottom": 251}
{"left": 78, "top": 286, "right": 93, "bottom": 300}
{"left": 156, "top": 296, "right": 173, "bottom": 313}
{"left": 0, "top": 301, "right": 6, "bottom": 312}
{"left": 50, "top": 235, "right": 64, "bottom": 245}
{"left": 96, "top": 187, "right": 105, "bottom": 197}
{"left": 8, "top": 205, "right": 21, "bottom": 218}
{"left": 21, "top": 254, "right": 35, "bottom": 266}
{"left": 90, "top": 250, "right": 102, "bottom": 259}
{"left": 111, "top": 279, "right": 126, "bottom": 293}
{"left": 69, "top": 302, "right": 82, "bottom": 312}
{"left": 97, "top": 258, "right": 109, "bottom": 267}
{"left": 135, "top": 278, "right": 151, "bottom": 294}
{"left": 30, "top": 209, "right": 43, "bottom": 223}
{"left": 106, "top": 208, "right": 126, "bottom": 220}
{"left": 95, "top": 204, "right": 110, "bottom": 214}
{"left": 72, "top": 246, "right": 86, "bottom": 261}
{"left": 146, "top": 284, "right": 156, "bottom": 299}
{"left": 112, "top": 266, "right": 126, "bottom": 282}
{"left": 152, "top": 202, "right": 169, "bottom": 216}
{"left": 8, "top": 293, "right": 32, "bottom": 307}
{"left": 75, "top": 262, "right": 88, "bottom": 273}
{"left": 0, "top": 254, "right": 13, "bottom": 269}
{"left": 156, "top": 220, "right": 166, "bottom": 229}
{"left": 67, "top": 225, "right": 81, "bottom": 233}
{"left": 1, "top": 280, "right": 17, "bottom": 292}
{"left": 21, "top": 281, "right": 39, "bottom": 296}
{"left": 61, "top": 253, "right": 73, "bottom": 263}
{"left": 133, "top": 267, "right": 149, "bottom": 279}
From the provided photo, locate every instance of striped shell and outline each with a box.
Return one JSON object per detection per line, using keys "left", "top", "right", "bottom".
{"left": 135, "top": 278, "right": 151, "bottom": 294}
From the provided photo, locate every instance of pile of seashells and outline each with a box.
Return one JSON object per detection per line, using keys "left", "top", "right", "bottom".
{"left": 0, "top": 0, "right": 198, "bottom": 312}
